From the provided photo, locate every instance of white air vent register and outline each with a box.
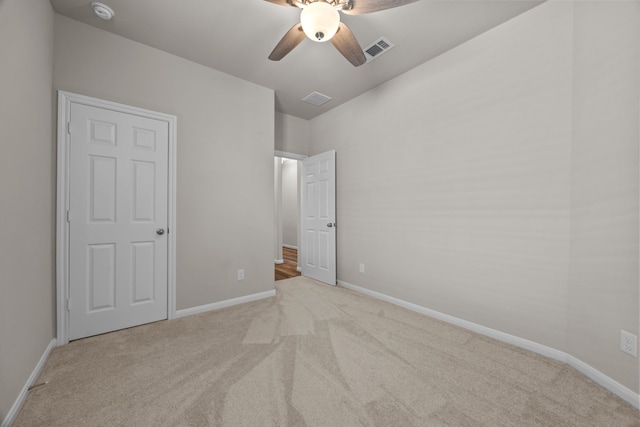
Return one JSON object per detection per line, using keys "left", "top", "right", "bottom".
{"left": 364, "top": 37, "right": 395, "bottom": 62}
{"left": 303, "top": 91, "right": 332, "bottom": 106}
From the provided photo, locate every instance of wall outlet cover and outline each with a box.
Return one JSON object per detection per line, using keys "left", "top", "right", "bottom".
{"left": 620, "top": 330, "right": 638, "bottom": 357}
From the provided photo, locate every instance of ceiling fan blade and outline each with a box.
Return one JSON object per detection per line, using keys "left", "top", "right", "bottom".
{"left": 269, "top": 24, "right": 306, "bottom": 61}
{"left": 342, "top": 0, "right": 418, "bottom": 15}
{"left": 330, "top": 22, "right": 366, "bottom": 67}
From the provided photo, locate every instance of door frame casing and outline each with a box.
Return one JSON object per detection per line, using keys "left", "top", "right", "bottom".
{"left": 56, "top": 91, "right": 177, "bottom": 345}
{"left": 274, "top": 150, "right": 307, "bottom": 271}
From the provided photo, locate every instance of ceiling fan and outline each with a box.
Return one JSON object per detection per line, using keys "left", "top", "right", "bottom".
{"left": 266, "top": 0, "right": 418, "bottom": 67}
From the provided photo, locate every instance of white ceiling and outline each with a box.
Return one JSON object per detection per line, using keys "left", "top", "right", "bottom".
{"left": 49, "top": 0, "right": 543, "bottom": 120}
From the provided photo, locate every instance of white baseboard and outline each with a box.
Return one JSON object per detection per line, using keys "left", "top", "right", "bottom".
{"left": 2, "top": 338, "right": 57, "bottom": 427}
{"left": 275, "top": 259, "right": 284, "bottom": 265}
{"left": 174, "top": 290, "right": 276, "bottom": 319}
{"left": 567, "top": 354, "right": 640, "bottom": 410}
{"left": 337, "top": 280, "right": 640, "bottom": 410}
{"left": 282, "top": 244, "right": 298, "bottom": 250}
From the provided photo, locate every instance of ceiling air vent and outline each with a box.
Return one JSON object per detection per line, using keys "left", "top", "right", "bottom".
{"left": 364, "top": 37, "right": 395, "bottom": 63}
{"left": 303, "top": 91, "right": 332, "bottom": 107}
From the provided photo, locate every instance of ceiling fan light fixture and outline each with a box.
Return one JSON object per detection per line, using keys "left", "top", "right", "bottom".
{"left": 300, "top": 2, "right": 340, "bottom": 42}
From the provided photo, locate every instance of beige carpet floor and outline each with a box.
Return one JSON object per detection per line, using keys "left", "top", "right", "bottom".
{"left": 15, "top": 276, "right": 640, "bottom": 426}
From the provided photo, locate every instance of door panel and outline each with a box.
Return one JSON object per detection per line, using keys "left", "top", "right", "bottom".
{"left": 301, "top": 150, "right": 336, "bottom": 285}
{"left": 88, "top": 243, "right": 116, "bottom": 311}
{"left": 131, "top": 241, "right": 155, "bottom": 303}
{"left": 89, "top": 156, "right": 117, "bottom": 222}
{"left": 132, "top": 160, "right": 156, "bottom": 222}
{"left": 68, "top": 103, "right": 168, "bottom": 340}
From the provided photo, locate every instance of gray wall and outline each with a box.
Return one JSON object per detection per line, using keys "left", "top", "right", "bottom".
{"left": 0, "top": 0, "right": 56, "bottom": 420}
{"left": 275, "top": 112, "right": 307, "bottom": 255}
{"left": 275, "top": 112, "right": 310, "bottom": 155}
{"left": 282, "top": 159, "right": 298, "bottom": 248}
{"left": 568, "top": 1, "right": 640, "bottom": 392}
{"left": 54, "top": 15, "right": 275, "bottom": 310}
{"left": 310, "top": 1, "right": 639, "bottom": 393}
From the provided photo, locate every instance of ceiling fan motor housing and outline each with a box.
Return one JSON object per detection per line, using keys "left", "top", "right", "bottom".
{"left": 300, "top": 2, "right": 340, "bottom": 42}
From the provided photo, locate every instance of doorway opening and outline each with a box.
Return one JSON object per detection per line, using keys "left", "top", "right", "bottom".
{"left": 274, "top": 152, "right": 305, "bottom": 281}
{"left": 274, "top": 149, "right": 336, "bottom": 285}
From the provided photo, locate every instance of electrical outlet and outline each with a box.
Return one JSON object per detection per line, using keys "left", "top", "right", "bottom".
{"left": 620, "top": 330, "right": 637, "bottom": 357}
{"left": 359, "top": 263, "right": 365, "bottom": 273}
{"left": 237, "top": 269, "right": 245, "bottom": 281}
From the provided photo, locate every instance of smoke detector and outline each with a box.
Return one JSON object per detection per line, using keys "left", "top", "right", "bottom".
{"left": 91, "top": 2, "right": 114, "bottom": 20}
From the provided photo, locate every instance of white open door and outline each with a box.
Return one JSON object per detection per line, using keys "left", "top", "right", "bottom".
{"left": 67, "top": 102, "right": 170, "bottom": 340}
{"left": 301, "top": 150, "right": 336, "bottom": 285}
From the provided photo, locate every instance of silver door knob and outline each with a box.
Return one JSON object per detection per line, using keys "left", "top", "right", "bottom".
{"left": 156, "top": 228, "right": 165, "bottom": 235}
{"left": 327, "top": 223, "right": 335, "bottom": 228}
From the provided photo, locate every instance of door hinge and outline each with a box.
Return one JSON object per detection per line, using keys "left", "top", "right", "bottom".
{"left": 66, "top": 210, "right": 70, "bottom": 223}
{"left": 66, "top": 298, "right": 71, "bottom": 311}
{"left": 67, "top": 121, "right": 72, "bottom": 134}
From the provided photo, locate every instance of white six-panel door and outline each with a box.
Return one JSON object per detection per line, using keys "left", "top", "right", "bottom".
{"left": 68, "top": 103, "right": 169, "bottom": 340}
{"left": 301, "top": 150, "right": 336, "bottom": 285}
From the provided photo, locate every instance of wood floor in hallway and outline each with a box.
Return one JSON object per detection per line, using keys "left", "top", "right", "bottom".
{"left": 275, "top": 247, "right": 301, "bottom": 281}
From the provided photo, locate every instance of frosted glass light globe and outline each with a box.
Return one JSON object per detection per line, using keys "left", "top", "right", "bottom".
{"left": 300, "top": 2, "right": 340, "bottom": 42}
